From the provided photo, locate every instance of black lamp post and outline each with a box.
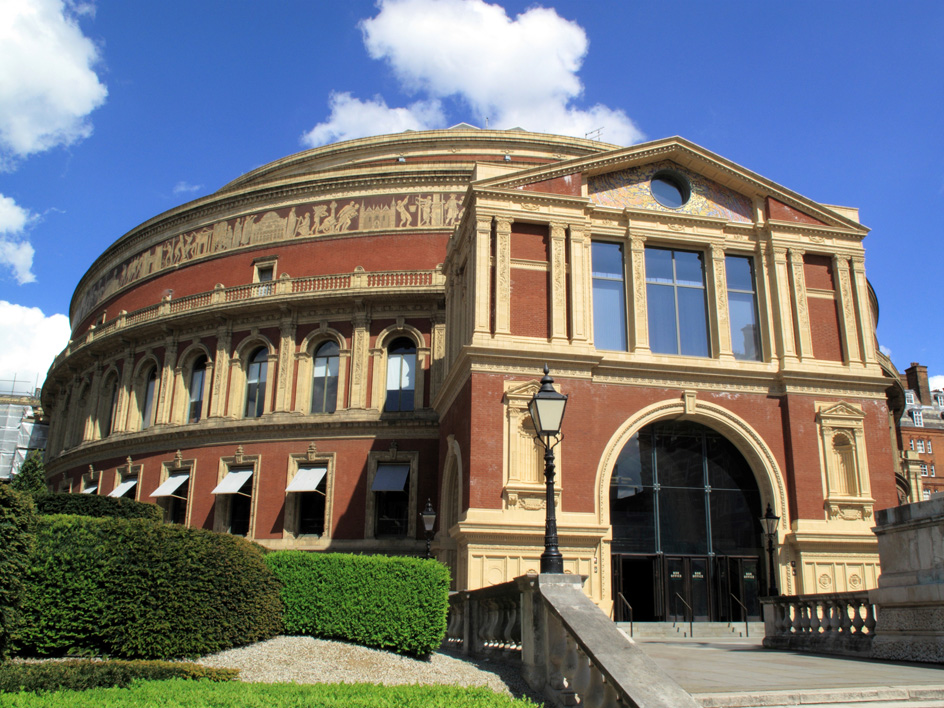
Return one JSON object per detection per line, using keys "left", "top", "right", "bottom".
{"left": 528, "top": 365, "right": 568, "bottom": 574}
{"left": 420, "top": 499, "right": 437, "bottom": 559}
{"left": 761, "top": 503, "right": 780, "bottom": 596}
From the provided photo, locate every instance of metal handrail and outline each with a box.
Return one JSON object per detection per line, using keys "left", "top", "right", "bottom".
{"left": 616, "top": 592, "right": 633, "bottom": 637}
{"left": 729, "top": 592, "right": 749, "bottom": 637}
{"left": 674, "top": 592, "right": 694, "bottom": 638}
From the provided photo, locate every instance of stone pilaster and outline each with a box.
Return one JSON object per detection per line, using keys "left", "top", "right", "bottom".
{"left": 567, "top": 225, "right": 590, "bottom": 344}
{"left": 495, "top": 218, "right": 512, "bottom": 335}
{"left": 788, "top": 248, "right": 812, "bottom": 360}
{"left": 472, "top": 217, "right": 492, "bottom": 336}
{"left": 629, "top": 233, "right": 649, "bottom": 353}
{"left": 349, "top": 304, "right": 371, "bottom": 409}
{"left": 832, "top": 255, "right": 861, "bottom": 365}
{"left": 549, "top": 223, "right": 568, "bottom": 343}
{"left": 155, "top": 337, "right": 177, "bottom": 425}
{"left": 209, "top": 325, "right": 231, "bottom": 418}
{"left": 274, "top": 316, "right": 297, "bottom": 412}
{"left": 710, "top": 244, "right": 733, "bottom": 359}
{"left": 769, "top": 245, "right": 798, "bottom": 365}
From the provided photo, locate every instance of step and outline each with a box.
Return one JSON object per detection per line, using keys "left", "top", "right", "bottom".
{"left": 694, "top": 684, "right": 944, "bottom": 707}
{"left": 617, "top": 621, "right": 765, "bottom": 638}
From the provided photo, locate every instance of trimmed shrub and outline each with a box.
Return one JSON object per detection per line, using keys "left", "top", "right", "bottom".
{"left": 0, "top": 660, "right": 238, "bottom": 694}
{"left": 14, "top": 515, "right": 282, "bottom": 659}
{"left": 9, "top": 451, "right": 47, "bottom": 499}
{"left": 267, "top": 551, "right": 450, "bottom": 656}
{"left": 0, "top": 681, "right": 537, "bottom": 707}
{"left": 0, "top": 485, "right": 35, "bottom": 659}
{"left": 34, "top": 493, "right": 162, "bottom": 522}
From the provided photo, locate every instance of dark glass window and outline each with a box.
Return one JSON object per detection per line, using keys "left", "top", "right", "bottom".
{"left": 385, "top": 338, "right": 416, "bottom": 412}
{"left": 646, "top": 248, "right": 709, "bottom": 357}
{"left": 650, "top": 171, "right": 690, "bottom": 209}
{"left": 169, "top": 479, "right": 189, "bottom": 525}
{"left": 311, "top": 341, "right": 339, "bottom": 414}
{"left": 141, "top": 368, "right": 157, "bottom": 428}
{"left": 609, "top": 422, "right": 763, "bottom": 557}
{"left": 228, "top": 469, "right": 253, "bottom": 536}
{"left": 101, "top": 379, "right": 118, "bottom": 437}
{"left": 372, "top": 463, "right": 410, "bottom": 537}
{"left": 591, "top": 241, "right": 628, "bottom": 351}
{"left": 245, "top": 348, "right": 267, "bottom": 418}
{"left": 726, "top": 255, "right": 761, "bottom": 361}
{"left": 188, "top": 355, "right": 207, "bottom": 423}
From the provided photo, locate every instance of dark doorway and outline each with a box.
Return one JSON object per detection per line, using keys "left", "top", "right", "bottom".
{"left": 609, "top": 421, "right": 765, "bottom": 622}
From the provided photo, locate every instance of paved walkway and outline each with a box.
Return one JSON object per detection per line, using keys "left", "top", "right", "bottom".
{"left": 633, "top": 635, "right": 944, "bottom": 695}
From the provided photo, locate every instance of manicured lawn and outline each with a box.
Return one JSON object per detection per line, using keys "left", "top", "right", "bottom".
{"left": 0, "top": 679, "right": 540, "bottom": 707}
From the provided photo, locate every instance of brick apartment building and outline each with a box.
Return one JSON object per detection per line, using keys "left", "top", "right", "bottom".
{"left": 899, "top": 363, "right": 944, "bottom": 499}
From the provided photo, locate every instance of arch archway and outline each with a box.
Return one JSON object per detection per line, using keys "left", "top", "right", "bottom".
{"left": 595, "top": 397, "right": 788, "bottom": 622}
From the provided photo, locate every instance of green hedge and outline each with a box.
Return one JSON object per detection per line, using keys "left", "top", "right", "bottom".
{"left": 0, "top": 660, "right": 238, "bottom": 693}
{"left": 14, "top": 515, "right": 283, "bottom": 659}
{"left": 34, "top": 493, "right": 162, "bottom": 522}
{"left": 267, "top": 551, "right": 449, "bottom": 657}
{"left": 0, "top": 486, "right": 35, "bottom": 659}
{"left": 0, "top": 680, "right": 537, "bottom": 707}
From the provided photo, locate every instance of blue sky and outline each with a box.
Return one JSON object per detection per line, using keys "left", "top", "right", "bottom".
{"left": 1, "top": 0, "right": 942, "bottom": 392}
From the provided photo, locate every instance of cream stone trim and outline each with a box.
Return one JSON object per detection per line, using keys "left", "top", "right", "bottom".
{"left": 274, "top": 317, "right": 297, "bottom": 412}
{"left": 171, "top": 343, "right": 213, "bottom": 424}
{"left": 228, "top": 335, "right": 276, "bottom": 419}
{"left": 284, "top": 442, "right": 336, "bottom": 546}
{"left": 594, "top": 395, "right": 788, "bottom": 533}
{"left": 815, "top": 401, "right": 874, "bottom": 521}
{"left": 215, "top": 448, "right": 260, "bottom": 536}
{"left": 349, "top": 306, "right": 370, "bottom": 409}
{"left": 549, "top": 223, "right": 568, "bottom": 342}
{"left": 788, "top": 248, "right": 813, "bottom": 359}
{"left": 568, "top": 225, "right": 591, "bottom": 344}
{"left": 114, "top": 457, "right": 143, "bottom": 501}
{"left": 81, "top": 465, "right": 99, "bottom": 494}
{"left": 127, "top": 354, "right": 161, "bottom": 432}
{"left": 709, "top": 244, "right": 732, "bottom": 359}
{"left": 472, "top": 217, "right": 492, "bottom": 336}
{"left": 95, "top": 366, "right": 121, "bottom": 439}
{"left": 628, "top": 233, "right": 648, "bottom": 352}
{"left": 370, "top": 323, "right": 427, "bottom": 412}
{"left": 295, "top": 326, "right": 348, "bottom": 414}
{"left": 494, "top": 218, "right": 512, "bottom": 335}
{"left": 157, "top": 451, "right": 196, "bottom": 524}
{"left": 208, "top": 326, "right": 231, "bottom": 418}
{"left": 364, "top": 445, "right": 419, "bottom": 539}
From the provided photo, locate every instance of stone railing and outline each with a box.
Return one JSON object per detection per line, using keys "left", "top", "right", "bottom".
{"left": 54, "top": 268, "right": 445, "bottom": 368}
{"left": 445, "top": 574, "right": 699, "bottom": 708}
{"left": 762, "top": 591, "right": 876, "bottom": 657}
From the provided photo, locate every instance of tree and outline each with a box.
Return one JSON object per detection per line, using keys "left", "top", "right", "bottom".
{"left": 11, "top": 451, "right": 48, "bottom": 499}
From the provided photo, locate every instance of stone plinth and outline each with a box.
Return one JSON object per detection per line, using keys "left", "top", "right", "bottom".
{"left": 870, "top": 496, "right": 944, "bottom": 662}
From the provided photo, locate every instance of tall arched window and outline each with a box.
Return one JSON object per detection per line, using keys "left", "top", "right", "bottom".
{"left": 311, "top": 341, "right": 339, "bottom": 413}
{"left": 141, "top": 367, "right": 157, "bottom": 429}
{"left": 100, "top": 377, "right": 119, "bottom": 437}
{"left": 188, "top": 355, "right": 207, "bottom": 423}
{"left": 385, "top": 337, "right": 416, "bottom": 412}
{"left": 244, "top": 348, "right": 267, "bottom": 418}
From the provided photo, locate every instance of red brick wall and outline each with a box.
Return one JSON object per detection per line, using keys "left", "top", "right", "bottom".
{"left": 766, "top": 197, "right": 826, "bottom": 226}
{"left": 803, "top": 254, "right": 835, "bottom": 291}
{"left": 439, "top": 377, "right": 474, "bottom": 512}
{"left": 520, "top": 173, "right": 582, "bottom": 196}
{"left": 808, "top": 298, "right": 845, "bottom": 362}
{"left": 510, "top": 269, "right": 550, "bottom": 339}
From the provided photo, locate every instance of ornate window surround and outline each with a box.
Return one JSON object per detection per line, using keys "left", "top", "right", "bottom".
{"left": 815, "top": 401, "right": 874, "bottom": 521}
{"left": 214, "top": 446, "right": 260, "bottom": 536}
{"left": 501, "top": 379, "right": 562, "bottom": 512}
{"left": 284, "top": 442, "right": 336, "bottom": 544}
{"left": 369, "top": 320, "right": 428, "bottom": 412}
{"left": 113, "top": 456, "right": 142, "bottom": 500}
{"left": 364, "top": 442, "right": 419, "bottom": 540}
{"left": 294, "top": 324, "right": 349, "bottom": 415}
{"left": 157, "top": 450, "right": 195, "bottom": 524}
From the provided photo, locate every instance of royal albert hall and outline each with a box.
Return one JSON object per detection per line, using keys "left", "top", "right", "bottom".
{"left": 42, "top": 127, "right": 903, "bottom": 621}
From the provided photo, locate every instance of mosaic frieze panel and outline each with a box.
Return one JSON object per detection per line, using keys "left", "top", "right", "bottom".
{"left": 588, "top": 161, "right": 752, "bottom": 223}
{"left": 74, "top": 192, "right": 465, "bottom": 324}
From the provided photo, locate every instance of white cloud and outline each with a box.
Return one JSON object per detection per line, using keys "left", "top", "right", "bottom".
{"left": 302, "top": 91, "right": 446, "bottom": 147}
{"left": 355, "top": 0, "right": 644, "bottom": 145}
{"left": 879, "top": 344, "right": 892, "bottom": 359}
{"left": 930, "top": 374, "right": 944, "bottom": 392}
{"left": 0, "top": 0, "right": 108, "bottom": 165}
{"left": 0, "top": 301, "right": 71, "bottom": 388}
{"left": 173, "top": 181, "right": 204, "bottom": 196}
{"left": 0, "top": 193, "right": 36, "bottom": 283}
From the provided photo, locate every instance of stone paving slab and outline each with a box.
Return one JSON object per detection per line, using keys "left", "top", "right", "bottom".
{"left": 630, "top": 636, "right": 944, "bottom": 695}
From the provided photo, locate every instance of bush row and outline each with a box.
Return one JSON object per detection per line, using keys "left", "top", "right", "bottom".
{"left": 0, "top": 680, "right": 537, "bottom": 707}
{"left": 0, "top": 485, "right": 35, "bottom": 659}
{"left": 0, "top": 660, "right": 238, "bottom": 694}
{"left": 14, "top": 515, "right": 283, "bottom": 659}
{"left": 266, "top": 551, "right": 450, "bottom": 657}
{"left": 34, "top": 493, "right": 163, "bottom": 522}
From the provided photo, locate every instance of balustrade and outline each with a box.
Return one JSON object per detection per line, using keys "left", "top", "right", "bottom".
{"left": 762, "top": 591, "right": 875, "bottom": 657}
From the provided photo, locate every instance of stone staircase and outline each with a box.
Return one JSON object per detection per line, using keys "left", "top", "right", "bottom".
{"left": 693, "top": 685, "right": 944, "bottom": 707}
{"left": 617, "top": 621, "right": 765, "bottom": 639}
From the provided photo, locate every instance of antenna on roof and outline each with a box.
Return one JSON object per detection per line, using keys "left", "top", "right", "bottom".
{"left": 585, "top": 127, "right": 604, "bottom": 141}
{"left": 486, "top": 117, "right": 489, "bottom": 129}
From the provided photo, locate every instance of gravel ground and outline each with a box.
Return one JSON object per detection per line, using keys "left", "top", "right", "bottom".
{"left": 197, "top": 636, "right": 544, "bottom": 704}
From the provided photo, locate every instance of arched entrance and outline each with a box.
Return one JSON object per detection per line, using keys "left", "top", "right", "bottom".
{"left": 610, "top": 420, "right": 766, "bottom": 623}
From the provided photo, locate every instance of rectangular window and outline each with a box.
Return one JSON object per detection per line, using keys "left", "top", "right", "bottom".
{"left": 646, "top": 247, "right": 710, "bottom": 357}
{"left": 921, "top": 463, "right": 928, "bottom": 476}
{"left": 924, "top": 489, "right": 932, "bottom": 500}
{"left": 914, "top": 410, "right": 924, "bottom": 427}
{"left": 286, "top": 466, "right": 327, "bottom": 536}
{"left": 928, "top": 440, "right": 933, "bottom": 454}
{"left": 725, "top": 255, "right": 761, "bottom": 361}
{"left": 906, "top": 391, "right": 915, "bottom": 404}
{"left": 917, "top": 440, "right": 926, "bottom": 453}
{"left": 371, "top": 463, "right": 410, "bottom": 537}
{"left": 910, "top": 439, "right": 915, "bottom": 450}
{"left": 151, "top": 472, "right": 190, "bottom": 524}
{"left": 212, "top": 467, "right": 254, "bottom": 536}
{"left": 932, "top": 464, "right": 936, "bottom": 477}
{"left": 109, "top": 477, "right": 137, "bottom": 498}
{"left": 591, "top": 241, "right": 628, "bottom": 351}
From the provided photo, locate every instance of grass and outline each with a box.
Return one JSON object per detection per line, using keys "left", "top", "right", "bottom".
{"left": 0, "top": 678, "right": 540, "bottom": 707}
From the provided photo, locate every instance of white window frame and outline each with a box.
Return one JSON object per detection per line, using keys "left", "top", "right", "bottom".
{"left": 914, "top": 410, "right": 924, "bottom": 427}
{"left": 906, "top": 391, "right": 916, "bottom": 405}
{"left": 917, "top": 440, "right": 926, "bottom": 453}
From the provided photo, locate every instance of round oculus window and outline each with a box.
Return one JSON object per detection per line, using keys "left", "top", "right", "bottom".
{"left": 650, "top": 171, "right": 691, "bottom": 209}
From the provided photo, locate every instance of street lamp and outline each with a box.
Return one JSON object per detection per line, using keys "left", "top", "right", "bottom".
{"left": 761, "top": 503, "right": 780, "bottom": 596}
{"left": 420, "top": 499, "right": 437, "bottom": 559}
{"left": 528, "top": 364, "right": 568, "bottom": 574}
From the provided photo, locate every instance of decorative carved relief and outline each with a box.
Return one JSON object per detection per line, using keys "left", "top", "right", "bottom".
{"left": 816, "top": 401, "right": 874, "bottom": 521}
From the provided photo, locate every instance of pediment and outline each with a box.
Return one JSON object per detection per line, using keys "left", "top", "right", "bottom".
{"left": 504, "top": 380, "right": 541, "bottom": 403}
{"left": 817, "top": 402, "right": 866, "bottom": 421}
{"left": 474, "top": 137, "right": 867, "bottom": 232}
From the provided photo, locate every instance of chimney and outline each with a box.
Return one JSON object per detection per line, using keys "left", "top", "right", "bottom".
{"left": 905, "top": 362, "right": 931, "bottom": 404}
